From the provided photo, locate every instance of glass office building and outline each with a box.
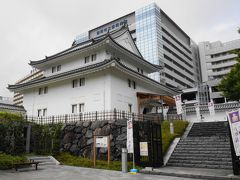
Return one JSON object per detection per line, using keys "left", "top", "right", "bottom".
{"left": 74, "top": 3, "right": 201, "bottom": 90}
{"left": 135, "top": 4, "right": 164, "bottom": 82}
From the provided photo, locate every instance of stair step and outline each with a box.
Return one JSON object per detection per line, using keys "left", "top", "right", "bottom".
{"left": 182, "top": 138, "right": 229, "bottom": 142}
{"left": 168, "top": 159, "right": 232, "bottom": 166}
{"left": 167, "top": 162, "right": 232, "bottom": 169}
{"left": 177, "top": 144, "right": 230, "bottom": 148}
{"left": 167, "top": 122, "right": 232, "bottom": 170}
{"left": 169, "top": 155, "right": 232, "bottom": 162}
{"left": 171, "top": 153, "right": 231, "bottom": 158}
{"left": 175, "top": 147, "right": 230, "bottom": 151}
{"left": 173, "top": 150, "right": 231, "bottom": 155}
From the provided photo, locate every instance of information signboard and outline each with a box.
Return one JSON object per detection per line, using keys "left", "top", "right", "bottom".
{"left": 140, "top": 142, "right": 148, "bottom": 156}
{"left": 96, "top": 136, "right": 108, "bottom": 148}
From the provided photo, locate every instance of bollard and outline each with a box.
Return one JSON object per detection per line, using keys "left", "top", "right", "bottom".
{"left": 122, "top": 148, "right": 128, "bottom": 173}
{"left": 170, "top": 122, "right": 174, "bottom": 135}
{"left": 26, "top": 125, "right": 31, "bottom": 153}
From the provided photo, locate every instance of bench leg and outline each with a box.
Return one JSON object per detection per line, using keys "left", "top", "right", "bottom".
{"left": 35, "top": 164, "right": 38, "bottom": 170}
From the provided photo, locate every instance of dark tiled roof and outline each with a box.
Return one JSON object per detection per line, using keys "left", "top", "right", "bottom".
{"left": 0, "top": 103, "right": 26, "bottom": 112}
{"left": 29, "top": 38, "right": 103, "bottom": 65}
{"left": 9, "top": 58, "right": 178, "bottom": 95}
{"left": 29, "top": 27, "right": 151, "bottom": 67}
{"left": 9, "top": 59, "right": 113, "bottom": 90}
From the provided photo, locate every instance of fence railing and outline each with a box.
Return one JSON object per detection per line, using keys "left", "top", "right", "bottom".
{"left": 168, "top": 102, "right": 240, "bottom": 114}
{"left": 25, "top": 109, "right": 163, "bottom": 124}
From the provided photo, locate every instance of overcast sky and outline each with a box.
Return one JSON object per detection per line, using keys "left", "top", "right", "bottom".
{"left": 0, "top": 0, "right": 239, "bottom": 97}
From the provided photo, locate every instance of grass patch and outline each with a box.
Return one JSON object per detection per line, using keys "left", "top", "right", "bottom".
{"left": 0, "top": 153, "right": 27, "bottom": 170}
{"left": 161, "top": 120, "right": 188, "bottom": 154}
{"left": 56, "top": 152, "right": 141, "bottom": 171}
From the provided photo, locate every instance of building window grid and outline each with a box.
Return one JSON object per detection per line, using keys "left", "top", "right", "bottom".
{"left": 85, "top": 56, "right": 90, "bottom": 63}
{"left": 39, "top": 86, "right": 48, "bottom": 95}
{"left": 44, "top": 87, "right": 48, "bottom": 94}
{"left": 91, "top": 54, "right": 96, "bottom": 61}
{"left": 38, "top": 88, "right": 42, "bottom": 95}
{"left": 72, "top": 79, "right": 78, "bottom": 88}
{"left": 57, "top": 65, "right": 61, "bottom": 71}
{"left": 43, "top": 108, "right": 47, "bottom": 116}
{"left": 38, "top": 108, "right": 47, "bottom": 117}
{"left": 80, "top": 78, "right": 85, "bottom": 86}
{"left": 52, "top": 67, "right": 56, "bottom": 73}
{"left": 128, "top": 104, "right": 132, "bottom": 113}
{"left": 37, "top": 109, "right": 42, "bottom": 117}
{"left": 52, "top": 65, "right": 61, "bottom": 73}
{"left": 73, "top": 78, "right": 85, "bottom": 88}
{"left": 79, "top": 103, "right": 85, "bottom": 113}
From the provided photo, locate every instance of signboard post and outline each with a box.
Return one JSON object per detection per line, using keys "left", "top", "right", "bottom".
{"left": 182, "top": 104, "right": 187, "bottom": 120}
{"left": 174, "top": 94, "right": 182, "bottom": 115}
{"left": 208, "top": 101, "right": 215, "bottom": 121}
{"left": 227, "top": 110, "right": 240, "bottom": 156}
{"left": 93, "top": 136, "right": 110, "bottom": 167}
{"left": 227, "top": 109, "right": 240, "bottom": 175}
{"left": 127, "top": 117, "right": 136, "bottom": 171}
{"left": 194, "top": 103, "right": 201, "bottom": 121}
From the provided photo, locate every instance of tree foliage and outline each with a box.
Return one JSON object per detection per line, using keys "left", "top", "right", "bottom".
{"left": 218, "top": 29, "right": 240, "bottom": 100}
{"left": 218, "top": 50, "right": 240, "bottom": 100}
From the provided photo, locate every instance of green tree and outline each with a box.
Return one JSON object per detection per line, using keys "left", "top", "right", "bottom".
{"left": 218, "top": 29, "right": 240, "bottom": 100}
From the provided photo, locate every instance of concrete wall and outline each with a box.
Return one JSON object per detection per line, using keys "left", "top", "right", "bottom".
{"left": 23, "top": 71, "right": 112, "bottom": 116}
{"left": 186, "top": 111, "right": 228, "bottom": 122}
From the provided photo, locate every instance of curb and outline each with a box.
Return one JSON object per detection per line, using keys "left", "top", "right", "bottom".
{"left": 140, "top": 170, "right": 240, "bottom": 180}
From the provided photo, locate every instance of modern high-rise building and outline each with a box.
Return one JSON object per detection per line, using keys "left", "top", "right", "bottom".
{"left": 199, "top": 39, "right": 240, "bottom": 82}
{"left": 74, "top": 3, "right": 201, "bottom": 90}
{"left": 13, "top": 69, "right": 43, "bottom": 106}
{"left": 198, "top": 39, "right": 240, "bottom": 103}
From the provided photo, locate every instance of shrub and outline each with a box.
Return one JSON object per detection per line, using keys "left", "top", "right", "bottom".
{"left": 56, "top": 152, "right": 141, "bottom": 171}
{"left": 0, "top": 111, "right": 23, "bottom": 123}
{"left": 31, "top": 123, "right": 63, "bottom": 155}
{"left": 161, "top": 120, "right": 188, "bottom": 154}
{"left": 0, "top": 112, "right": 26, "bottom": 155}
{"left": 0, "top": 153, "right": 26, "bottom": 170}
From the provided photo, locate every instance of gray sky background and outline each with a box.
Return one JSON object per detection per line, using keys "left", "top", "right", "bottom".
{"left": 0, "top": 0, "right": 239, "bottom": 97}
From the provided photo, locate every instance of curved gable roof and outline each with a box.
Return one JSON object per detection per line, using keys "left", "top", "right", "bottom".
{"left": 29, "top": 27, "right": 147, "bottom": 67}
{"left": 9, "top": 58, "right": 178, "bottom": 96}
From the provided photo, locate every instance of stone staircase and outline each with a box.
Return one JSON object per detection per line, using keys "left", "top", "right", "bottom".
{"left": 167, "top": 121, "right": 233, "bottom": 169}
{"left": 27, "top": 156, "right": 60, "bottom": 166}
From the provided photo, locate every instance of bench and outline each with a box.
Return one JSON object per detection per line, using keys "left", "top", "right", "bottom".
{"left": 14, "top": 161, "right": 40, "bottom": 171}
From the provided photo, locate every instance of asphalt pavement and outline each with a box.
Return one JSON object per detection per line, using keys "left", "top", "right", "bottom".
{"left": 0, "top": 165, "right": 202, "bottom": 180}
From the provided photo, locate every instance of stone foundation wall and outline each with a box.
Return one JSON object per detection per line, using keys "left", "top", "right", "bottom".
{"left": 61, "top": 119, "right": 127, "bottom": 160}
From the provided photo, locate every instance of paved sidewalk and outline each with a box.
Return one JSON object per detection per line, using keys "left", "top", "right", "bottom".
{"left": 141, "top": 166, "right": 240, "bottom": 180}
{"left": 0, "top": 165, "right": 200, "bottom": 180}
